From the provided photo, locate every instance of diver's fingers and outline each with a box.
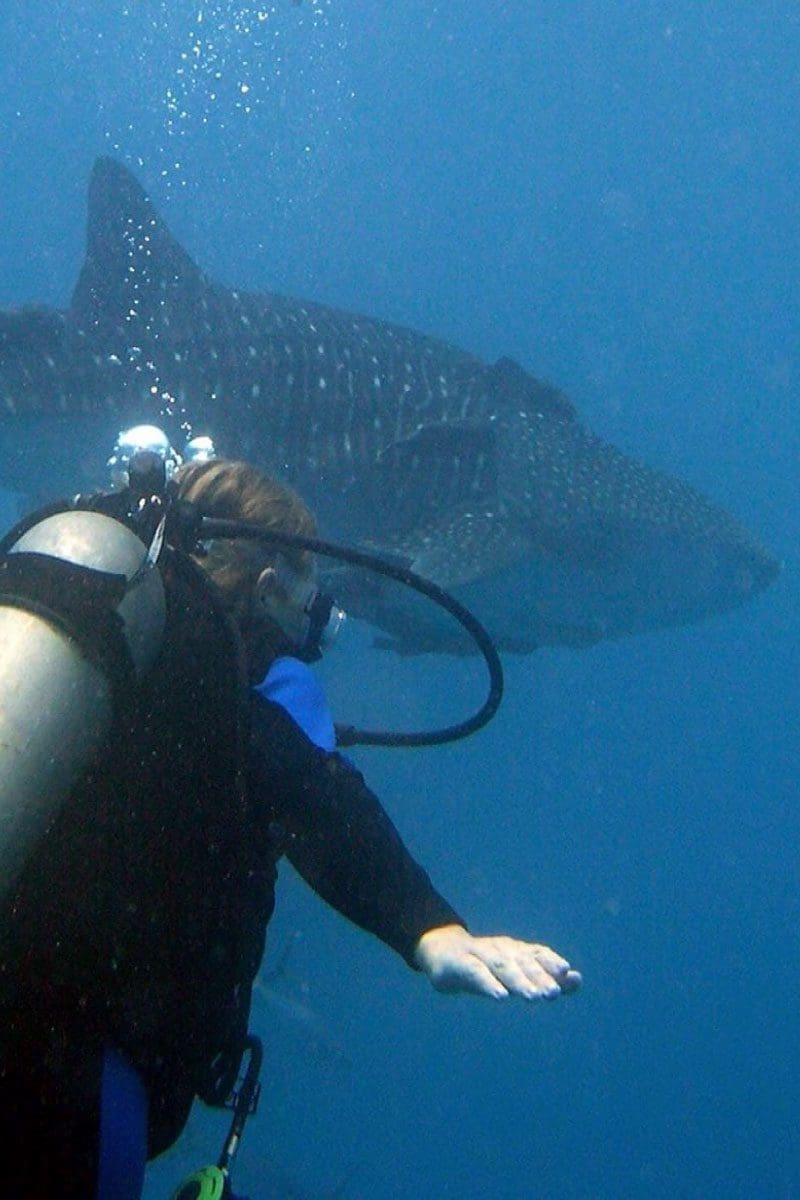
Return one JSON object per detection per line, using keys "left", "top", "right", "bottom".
{"left": 523, "top": 941, "right": 574, "bottom": 981}
{"left": 514, "top": 940, "right": 583, "bottom": 994}
{"left": 430, "top": 953, "right": 511, "bottom": 999}
{"left": 468, "top": 938, "right": 564, "bottom": 1000}
{"left": 415, "top": 925, "right": 510, "bottom": 997}
{"left": 416, "top": 927, "right": 581, "bottom": 1000}
{"left": 558, "top": 969, "right": 583, "bottom": 993}
{"left": 467, "top": 936, "right": 582, "bottom": 998}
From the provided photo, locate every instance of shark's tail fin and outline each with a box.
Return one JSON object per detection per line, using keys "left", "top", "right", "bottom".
{"left": 70, "top": 157, "right": 209, "bottom": 344}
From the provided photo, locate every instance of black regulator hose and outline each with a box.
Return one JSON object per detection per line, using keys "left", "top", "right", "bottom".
{"left": 198, "top": 517, "right": 504, "bottom": 749}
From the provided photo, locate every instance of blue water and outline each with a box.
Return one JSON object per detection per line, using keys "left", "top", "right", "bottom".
{"left": 1, "top": 3, "right": 798, "bottom": 1197}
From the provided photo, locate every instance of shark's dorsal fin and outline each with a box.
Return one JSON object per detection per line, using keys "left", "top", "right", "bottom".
{"left": 70, "top": 157, "right": 209, "bottom": 342}
{"left": 490, "top": 356, "right": 577, "bottom": 421}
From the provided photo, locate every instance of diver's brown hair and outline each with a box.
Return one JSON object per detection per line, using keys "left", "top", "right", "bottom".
{"left": 173, "top": 458, "right": 317, "bottom": 623}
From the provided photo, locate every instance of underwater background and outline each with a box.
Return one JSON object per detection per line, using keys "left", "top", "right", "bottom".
{"left": 0, "top": 3, "right": 797, "bottom": 1197}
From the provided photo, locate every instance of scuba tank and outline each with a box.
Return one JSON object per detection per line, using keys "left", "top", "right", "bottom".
{"left": 0, "top": 506, "right": 166, "bottom": 906}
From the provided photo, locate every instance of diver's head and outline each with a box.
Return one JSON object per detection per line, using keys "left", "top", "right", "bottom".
{"left": 251, "top": 552, "right": 345, "bottom": 663}
{"left": 108, "top": 425, "right": 181, "bottom": 490}
{"left": 173, "top": 459, "right": 342, "bottom": 669}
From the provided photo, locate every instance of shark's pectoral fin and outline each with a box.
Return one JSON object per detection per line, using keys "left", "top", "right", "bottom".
{"left": 405, "top": 509, "right": 610, "bottom": 653}
{"left": 319, "top": 503, "right": 535, "bottom": 657}
{"left": 392, "top": 502, "right": 532, "bottom": 589}
{"left": 345, "top": 421, "right": 499, "bottom": 538}
{"left": 408, "top": 508, "right": 531, "bottom": 589}
{"left": 371, "top": 501, "right": 611, "bottom": 655}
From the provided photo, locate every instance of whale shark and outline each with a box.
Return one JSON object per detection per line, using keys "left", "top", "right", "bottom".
{"left": 0, "top": 158, "right": 779, "bottom": 654}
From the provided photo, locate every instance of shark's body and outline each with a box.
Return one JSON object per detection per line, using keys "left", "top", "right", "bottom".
{"left": 0, "top": 158, "right": 778, "bottom": 653}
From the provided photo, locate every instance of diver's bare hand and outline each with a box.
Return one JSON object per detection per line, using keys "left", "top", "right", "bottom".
{"left": 413, "top": 925, "right": 582, "bottom": 1000}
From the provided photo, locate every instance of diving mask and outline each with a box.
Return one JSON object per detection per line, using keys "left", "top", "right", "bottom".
{"left": 273, "top": 555, "right": 345, "bottom": 662}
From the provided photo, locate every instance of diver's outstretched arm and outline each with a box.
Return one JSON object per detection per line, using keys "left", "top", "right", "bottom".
{"left": 414, "top": 925, "right": 582, "bottom": 1000}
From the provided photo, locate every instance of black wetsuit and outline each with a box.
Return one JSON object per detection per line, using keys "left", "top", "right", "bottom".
{"left": 0, "top": 549, "right": 461, "bottom": 1194}
{"left": 253, "top": 695, "right": 462, "bottom": 968}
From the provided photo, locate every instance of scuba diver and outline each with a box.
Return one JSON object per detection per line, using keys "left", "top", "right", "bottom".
{"left": 0, "top": 428, "right": 581, "bottom": 1197}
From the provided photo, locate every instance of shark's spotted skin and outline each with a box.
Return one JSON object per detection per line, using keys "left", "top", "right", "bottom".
{"left": 0, "top": 158, "right": 779, "bottom": 654}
